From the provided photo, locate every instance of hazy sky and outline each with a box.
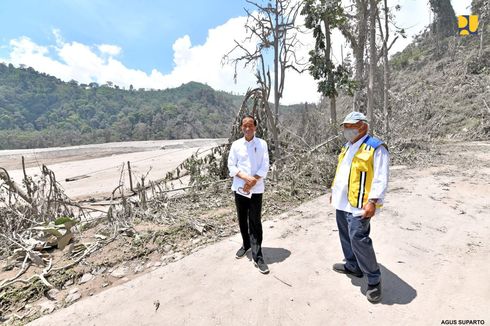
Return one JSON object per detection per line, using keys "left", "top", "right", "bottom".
{"left": 0, "top": 0, "right": 473, "bottom": 104}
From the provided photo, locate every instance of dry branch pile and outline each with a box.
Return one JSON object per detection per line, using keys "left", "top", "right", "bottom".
{"left": 0, "top": 89, "right": 342, "bottom": 324}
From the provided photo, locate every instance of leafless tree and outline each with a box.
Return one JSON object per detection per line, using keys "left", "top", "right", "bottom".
{"left": 376, "top": 0, "right": 400, "bottom": 141}
{"left": 367, "top": 0, "right": 379, "bottom": 128}
{"left": 339, "top": 0, "right": 370, "bottom": 112}
{"left": 223, "top": 0, "right": 304, "bottom": 160}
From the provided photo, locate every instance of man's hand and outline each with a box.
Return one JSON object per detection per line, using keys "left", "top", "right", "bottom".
{"left": 245, "top": 176, "right": 257, "bottom": 188}
{"left": 237, "top": 172, "right": 257, "bottom": 188}
{"left": 243, "top": 184, "right": 251, "bottom": 193}
{"left": 361, "top": 201, "right": 376, "bottom": 219}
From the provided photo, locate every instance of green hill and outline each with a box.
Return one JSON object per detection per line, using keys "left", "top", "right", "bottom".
{"left": 0, "top": 63, "right": 242, "bottom": 149}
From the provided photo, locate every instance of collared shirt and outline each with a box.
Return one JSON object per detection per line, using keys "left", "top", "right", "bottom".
{"left": 227, "top": 136, "right": 269, "bottom": 194}
{"left": 332, "top": 134, "right": 390, "bottom": 216}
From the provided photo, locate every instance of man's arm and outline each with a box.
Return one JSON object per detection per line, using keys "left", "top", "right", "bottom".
{"left": 227, "top": 143, "right": 239, "bottom": 178}
{"left": 362, "top": 145, "right": 389, "bottom": 218}
{"left": 370, "top": 145, "right": 389, "bottom": 200}
{"left": 255, "top": 141, "right": 270, "bottom": 180}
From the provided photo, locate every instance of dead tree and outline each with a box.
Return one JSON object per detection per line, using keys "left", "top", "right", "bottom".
{"left": 219, "top": 88, "right": 276, "bottom": 178}
{"left": 339, "top": 0, "right": 370, "bottom": 112}
{"left": 367, "top": 0, "right": 379, "bottom": 129}
{"left": 473, "top": 0, "right": 490, "bottom": 59}
{"left": 224, "top": 0, "right": 303, "bottom": 160}
{"left": 429, "top": 0, "right": 457, "bottom": 37}
{"left": 375, "top": 1, "right": 403, "bottom": 140}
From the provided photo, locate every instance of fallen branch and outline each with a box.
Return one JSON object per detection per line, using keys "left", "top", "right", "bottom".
{"left": 65, "top": 175, "right": 90, "bottom": 182}
{"left": 1, "top": 167, "right": 31, "bottom": 204}
{"left": 273, "top": 275, "right": 292, "bottom": 287}
{"left": 483, "top": 99, "right": 490, "bottom": 114}
{"left": 0, "top": 254, "right": 30, "bottom": 289}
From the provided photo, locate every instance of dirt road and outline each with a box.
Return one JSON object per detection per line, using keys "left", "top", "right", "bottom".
{"left": 28, "top": 141, "right": 490, "bottom": 325}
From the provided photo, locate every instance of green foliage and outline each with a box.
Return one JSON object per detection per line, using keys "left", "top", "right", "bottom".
{"left": 301, "top": 0, "right": 355, "bottom": 98}
{"left": 0, "top": 64, "right": 242, "bottom": 149}
{"left": 390, "top": 46, "right": 423, "bottom": 70}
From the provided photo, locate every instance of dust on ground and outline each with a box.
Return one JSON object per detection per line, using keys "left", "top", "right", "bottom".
{"left": 1, "top": 139, "right": 225, "bottom": 201}
{"left": 22, "top": 140, "right": 489, "bottom": 326}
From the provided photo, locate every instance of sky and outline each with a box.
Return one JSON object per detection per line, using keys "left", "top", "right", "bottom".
{"left": 0, "top": 0, "right": 473, "bottom": 105}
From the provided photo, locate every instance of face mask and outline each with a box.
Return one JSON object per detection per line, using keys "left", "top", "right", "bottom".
{"left": 343, "top": 128, "right": 359, "bottom": 143}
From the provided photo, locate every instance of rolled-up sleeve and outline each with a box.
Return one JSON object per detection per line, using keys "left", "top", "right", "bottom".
{"left": 227, "top": 143, "right": 239, "bottom": 177}
{"left": 369, "top": 145, "right": 389, "bottom": 201}
{"left": 255, "top": 141, "right": 269, "bottom": 179}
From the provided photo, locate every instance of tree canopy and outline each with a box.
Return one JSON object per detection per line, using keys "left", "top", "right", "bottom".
{"left": 0, "top": 63, "right": 242, "bottom": 149}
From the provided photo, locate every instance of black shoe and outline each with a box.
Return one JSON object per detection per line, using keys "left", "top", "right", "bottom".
{"left": 366, "top": 282, "right": 382, "bottom": 303}
{"left": 235, "top": 247, "right": 250, "bottom": 259}
{"left": 254, "top": 258, "right": 270, "bottom": 274}
{"left": 332, "top": 263, "right": 363, "bottom": 278}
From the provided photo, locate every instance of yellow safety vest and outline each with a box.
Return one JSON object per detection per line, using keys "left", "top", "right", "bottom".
{"left": 332, "top": 136, "right": 386, "bottom": 209}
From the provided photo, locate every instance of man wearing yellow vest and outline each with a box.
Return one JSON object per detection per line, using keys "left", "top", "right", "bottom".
{"left": 331, "top": 111, "right": 389, "bottom": 303}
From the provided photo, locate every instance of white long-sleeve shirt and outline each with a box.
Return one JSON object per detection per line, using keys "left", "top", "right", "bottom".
{"left": 332, "top": 134, "right": 389, "bottom": 216}
{"left": 227, "top": 136, "right": 269, "bottom": 194}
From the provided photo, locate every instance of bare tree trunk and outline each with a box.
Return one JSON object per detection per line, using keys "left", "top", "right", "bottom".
{"left": 352, "top": 46, "right": 365, "bottom": 112}
{"left": 480, "top": 22, "right": 485, "bottom": 59}
{"left": 274, "top": 0, "right": 280, "bottom": 125}
{"left": 330, "top": 96, "right": 337, "bottom": 125}
{"left": 273, "top": 1, "right": 281, "bottom": 162}
{"left": 367, "top": 0, "right": 377, "bottom": 130}
{"left": 324, "top": 17, "right": 337, "bottom": 125}
{"left": 348, "top": 0, "right": 369, "bottom": 113}
{"left": 382, "top": 0, "right": 390, "bottom": 142}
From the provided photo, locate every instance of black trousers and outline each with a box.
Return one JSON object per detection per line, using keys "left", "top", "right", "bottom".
{"left": 234, "top": 192, "right": 263, "bottom": 262}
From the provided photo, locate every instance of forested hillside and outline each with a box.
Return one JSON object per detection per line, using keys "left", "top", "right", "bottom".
{"left": 0, "top": 64, "right": 241, "bottom": 149}
{"left": 282, "top": 11, "right": 490, "bottom": 144}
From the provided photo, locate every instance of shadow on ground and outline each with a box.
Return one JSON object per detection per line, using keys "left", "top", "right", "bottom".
{"left": 348, "top": 263, "right": 417, "bottom": 305}
{"left": 246, "top": 247, "right": 291, "bottom": 264}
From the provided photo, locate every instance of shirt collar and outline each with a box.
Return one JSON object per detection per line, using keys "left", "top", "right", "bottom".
{"left": 349, "top": 134, "right": 368, "bottom": 149}
{"left": 242, "top": 136, "right": 256, "bottom": 144}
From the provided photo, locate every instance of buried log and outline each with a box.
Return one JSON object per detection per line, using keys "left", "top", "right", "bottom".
{"left": 65, "top": 175, "right": 90, "bottom": 182}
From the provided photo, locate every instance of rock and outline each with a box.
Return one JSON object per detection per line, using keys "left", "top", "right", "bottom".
{"left": 79, "top": 273, "right": 94, "bottom": 284}
{"left": 163, "top": 245, "right": 172, "bottom": 252}
{"left": 146, "top": 262, "right": 154, "bottom": 269}
{"left": 191, "top": 247, "right": 200, "bottom": 253}
{"left": 111, "top": 266, "right": 129, "bottom": 278}
{"left": 101, "top": 282, "right": 109, "bottom": 288}
{"left": 93, "top": 266, "right": 107, "bottom": 275}
{"left": 47, "top": 289, "right": 61, "bottom": 300}
{"left": 65, "top": 290, "right": 81, "bottom": 304}
{"left": 173, "top": 253, "right": 184, "bottom": 261}
{"left": 134, "top": 264, "right": 145, "bottom": 274}
{"left": 69, "top": 288, "right": 80, "bottom": 295}
{"left": 154, "top": 262, "right": 162, "bottom": 267}
{"left": 38, "top": 300, "right": 56, "bottom": 314}
{"left": 63, "top": 278, "right": 74, "bottom": 288}
{"left": 160, "top": 253, "right": 171, "bottom": 261}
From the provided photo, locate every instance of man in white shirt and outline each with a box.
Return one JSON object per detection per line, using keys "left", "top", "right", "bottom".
{"left": 228, "top": 115, "right": 270, "bottom": 274}
{"left": 330, "top": 112, "right": 389, "bottom": 303}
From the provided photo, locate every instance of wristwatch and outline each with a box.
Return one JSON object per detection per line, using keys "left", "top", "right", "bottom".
{"left": 368, "top": 198, "right": 378, "bottom": 204}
